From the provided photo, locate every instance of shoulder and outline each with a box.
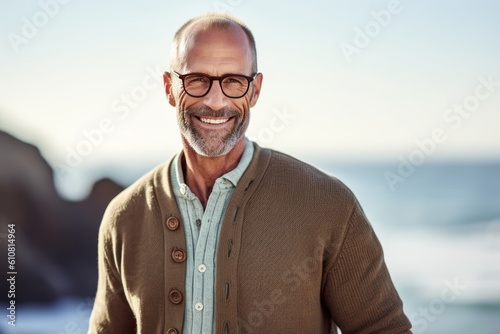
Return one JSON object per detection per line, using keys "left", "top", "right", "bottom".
{"left": 101, "top": 161, "right": 171, "bottom": 230}
{"left": 248, "top": 145, "right": 362, "bottom": 227}
{"left": 246, "top": 146, "right": 368, "bottom": 263}
{"left": 264, "top": 148, "right": 356, "bottom": 201}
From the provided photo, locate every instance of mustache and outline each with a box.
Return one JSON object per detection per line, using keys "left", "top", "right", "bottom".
{"left": 185, "top": 106, "right": 239, "bottom": 118}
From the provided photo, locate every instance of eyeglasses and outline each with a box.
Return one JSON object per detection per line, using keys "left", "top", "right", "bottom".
{"left": 172, "top": 71, "right": 257, "bottom": 98}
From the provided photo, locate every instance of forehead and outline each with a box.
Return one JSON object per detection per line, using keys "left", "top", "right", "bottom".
{"left": 178, "top": 22, "right": 252, "bottom": 73}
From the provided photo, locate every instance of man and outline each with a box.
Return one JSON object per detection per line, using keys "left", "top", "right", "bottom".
{"left": 88, "top": 13, "right": 412, "bottom": 334}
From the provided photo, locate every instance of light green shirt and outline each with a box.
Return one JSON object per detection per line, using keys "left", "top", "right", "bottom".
{"left": 170, "top": 139, "right": 254, "bottom": 334}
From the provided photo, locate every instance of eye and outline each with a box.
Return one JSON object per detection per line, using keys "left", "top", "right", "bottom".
{"left": 223, "top": 76, "right": 245, "bottom": 85}
{"left": 186, "top": 75, "right": 209, "bottom": 85}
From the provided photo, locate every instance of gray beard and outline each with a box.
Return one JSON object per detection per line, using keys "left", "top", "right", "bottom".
{"left": 177, "top": 106, "right": 249, "bottom": 157}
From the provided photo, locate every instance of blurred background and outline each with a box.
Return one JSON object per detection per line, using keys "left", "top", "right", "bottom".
{"left": 1, "top": 0, "right": 499, "bottom": 333}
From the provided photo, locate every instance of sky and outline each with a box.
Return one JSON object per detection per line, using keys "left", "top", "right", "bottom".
{"left": 1, "top": 0, "right": 499, "bottom": 198}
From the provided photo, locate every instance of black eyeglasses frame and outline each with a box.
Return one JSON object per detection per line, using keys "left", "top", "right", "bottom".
{"left": 172, "top": 71, "right": 258, "bottom": 98}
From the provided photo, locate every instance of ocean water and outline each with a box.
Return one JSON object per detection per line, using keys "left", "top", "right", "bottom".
{"left": 2, "top": 162, "right": 499, "bottom": 333}
{"left": 326, "top": 161, "right": 500, "bottom": 334}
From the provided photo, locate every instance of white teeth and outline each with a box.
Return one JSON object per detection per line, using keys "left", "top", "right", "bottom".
{"left": 200, "top": 117, "right": 229, "bottom": 124}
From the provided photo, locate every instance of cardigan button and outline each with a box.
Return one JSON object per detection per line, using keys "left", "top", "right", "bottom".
{"left": 172, "top": 248, "right": 186, "bottom": 263}
{"left": 166, "top": 328, "right": 178, "bottom": 334}
{"left": 169, "top": 289, "right": 183, "bottom": 304}
{"left": 166, "top": 217, "right": 179, "bottom": 231}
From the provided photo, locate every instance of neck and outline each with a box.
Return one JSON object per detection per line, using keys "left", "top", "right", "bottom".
{"left": 181, "top": 138, "right": 245, "bottom": 208}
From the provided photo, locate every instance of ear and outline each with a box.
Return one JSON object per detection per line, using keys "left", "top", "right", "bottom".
{"left": 249, "top": 73, "right": 263, "bottom": 108}
{"left": 163, "top": 72, "right": 176, "bottom": 107}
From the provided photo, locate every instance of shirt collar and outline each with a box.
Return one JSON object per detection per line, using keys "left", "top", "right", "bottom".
{"left": 173, "top": 138, "right": 254, "bottom": 192}
{"left": 220, "top": 138, "right": 254, "bottom": 187}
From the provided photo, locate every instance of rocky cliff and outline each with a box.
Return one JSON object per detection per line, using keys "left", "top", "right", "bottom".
{"left": 0, "top": 130, "right": 125, "bottom": 303}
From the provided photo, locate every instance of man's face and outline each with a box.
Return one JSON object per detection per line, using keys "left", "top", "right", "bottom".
{"left": 165, "top": 24, "right": 262, "bottom": 157}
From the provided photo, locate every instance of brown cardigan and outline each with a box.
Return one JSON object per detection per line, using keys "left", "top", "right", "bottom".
{"left": 88, "top": 143, "right": 412, "bottom": 334}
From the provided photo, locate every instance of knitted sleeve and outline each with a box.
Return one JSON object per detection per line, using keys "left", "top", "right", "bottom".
{"left": 87, "top": 203, "right": 137, "bottom": 333}
{"left": 323, "top": 200, "right": 412, "bottom": 333}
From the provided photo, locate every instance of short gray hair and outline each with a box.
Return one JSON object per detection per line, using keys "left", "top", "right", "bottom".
{"left": 169, "top": 13, "right": 258, "bottom": 73}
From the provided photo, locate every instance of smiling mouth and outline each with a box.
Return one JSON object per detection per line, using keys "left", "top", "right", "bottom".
{"left": 198, "top": 117, "right": 231, "bottom": 125}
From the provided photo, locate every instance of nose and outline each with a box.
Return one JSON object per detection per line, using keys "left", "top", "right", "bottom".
{"left": 203, "top": 80, "right": 228, "bottom": 111}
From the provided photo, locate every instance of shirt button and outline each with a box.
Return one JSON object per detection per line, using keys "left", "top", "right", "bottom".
{"left": 195, "top": 219, "right": 202, "bottom": 227}
{"left": 198, "top": 264, "right": 206, "bottom": 273}
{"left": 166, "top": 328, "right": 178, "bottom": 334}
{"left": 194, "top": 302, "right": 204, "bottom": 311}
{"left": 172, "top": 248, "right": 186, "bottom": 263}
{"left": 166, "top": 217, "right": 179, "bottom": 231}
{"left": 180, "top": 184, "right": 187, "bottom": 196}
{"left": 169, "top": 290, "right": 183, "bottom": 304}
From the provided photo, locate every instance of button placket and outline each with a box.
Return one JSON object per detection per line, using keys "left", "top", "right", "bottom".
{"left": 170, "top": 144, "right": 254, "bottom": 333}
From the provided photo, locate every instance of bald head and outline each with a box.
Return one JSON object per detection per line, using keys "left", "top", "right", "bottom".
{"left": 169, "top": 13, "right": 258, "bottom": 73}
